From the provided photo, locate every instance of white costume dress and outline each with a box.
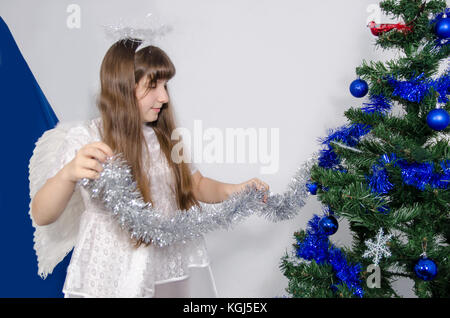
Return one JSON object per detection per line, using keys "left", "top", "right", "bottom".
{"left": 28, "top": 117, "right": 218, "bottom": 298}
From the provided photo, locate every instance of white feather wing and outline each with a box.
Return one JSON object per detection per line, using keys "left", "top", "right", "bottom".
{"left": 28, "top": 120, "right": 91, "bottom": 279}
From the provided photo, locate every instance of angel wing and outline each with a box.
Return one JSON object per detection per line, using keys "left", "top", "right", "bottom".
{"left": 28, "top": 120, "right": 92, "bottom": 279}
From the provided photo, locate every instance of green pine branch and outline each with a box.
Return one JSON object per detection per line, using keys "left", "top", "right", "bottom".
{"left": 282, "top": 0, "right": 449, "bottom": 298}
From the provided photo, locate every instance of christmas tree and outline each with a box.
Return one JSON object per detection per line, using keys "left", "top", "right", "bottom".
{"left": 280, "top": 0, "right": 449, "bottom": 298}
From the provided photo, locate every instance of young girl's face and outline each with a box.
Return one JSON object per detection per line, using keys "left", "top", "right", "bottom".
{"left": 135, "top": 76, "right": 169, "bottom": 123}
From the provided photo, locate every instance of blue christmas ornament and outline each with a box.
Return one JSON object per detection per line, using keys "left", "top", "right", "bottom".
{"left": 296, "top": 214, "right": 364, "bottom": 297}
{"left": 414, "top": 257, "right": 438, "bottom": 281}
{"left": 306, "top": 182, "right": 318, "bottom": 195}
{"left": 427, "top": 108, "right": 450, "bottom": 131}
{"left": 435, "top": 16, "right": 450, "bottom": 39}
{"left": 350, "top": 79, "right": 369, "bottom": 98}
{"left": 319, "top": 215, "right": 339, "bottom": 236}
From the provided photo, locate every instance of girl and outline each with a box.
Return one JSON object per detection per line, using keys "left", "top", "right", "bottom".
{"left": 28, "top": 38, "right": 269, "bottom": 298}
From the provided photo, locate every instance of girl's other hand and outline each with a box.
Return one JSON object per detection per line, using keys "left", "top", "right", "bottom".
{"left": 232, "top": 178, "right": 270, "bottom": 203}
{"left": 61, "top": 142, "right": 114, "bottom": 183}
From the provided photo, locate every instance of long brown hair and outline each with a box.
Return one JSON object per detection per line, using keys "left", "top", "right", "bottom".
{"left": 96, "top": 38, "right": 200, "bottom": 247}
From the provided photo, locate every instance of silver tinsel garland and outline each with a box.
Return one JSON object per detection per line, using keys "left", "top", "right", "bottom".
{"left": 79, "top": 152, "right": 318, "bottom": 247}
{"left": 91, "top": 18, "right": 320, "bottom": 247}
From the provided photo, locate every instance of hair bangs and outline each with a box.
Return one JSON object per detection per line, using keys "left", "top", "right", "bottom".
{"left": 145, "top": 54, "right": 175, "bottom": 88}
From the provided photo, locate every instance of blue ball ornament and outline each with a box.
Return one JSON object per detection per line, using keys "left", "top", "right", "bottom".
{"left": 318, "top": 215, "right": 339, "bottom": 236}
{"left": 414, "top": 257, "right": 438, "bottom": 281}
{"left": 350, "top": 79, "right": 368, "bottom": 98}
{"left": 435, "top": 16, "right": 450, "bottom": 39}
{"left": 426, "top": 108, "right": 450, "bottom": 131}
{"left": 306, "top": 182, "right": 318, "bottom": 195}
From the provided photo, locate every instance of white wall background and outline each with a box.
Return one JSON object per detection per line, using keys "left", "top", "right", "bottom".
{"left": 3, "top": 0, "right": 443, "bottom": 297}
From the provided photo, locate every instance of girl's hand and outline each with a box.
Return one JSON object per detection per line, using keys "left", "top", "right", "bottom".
{"left": 61, "top": 142, "right": 114, "bottom": 183}
{"left": 231, "top": 178, "right": 270, "bottom": 203}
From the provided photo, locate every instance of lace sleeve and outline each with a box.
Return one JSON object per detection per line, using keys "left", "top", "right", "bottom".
{"left": 28, "top": 120, "right": 91, "bottom": 279}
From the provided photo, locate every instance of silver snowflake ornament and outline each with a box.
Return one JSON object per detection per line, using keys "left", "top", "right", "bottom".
{"left": 363, "top": 228, "right": 392, "bottom": 266}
